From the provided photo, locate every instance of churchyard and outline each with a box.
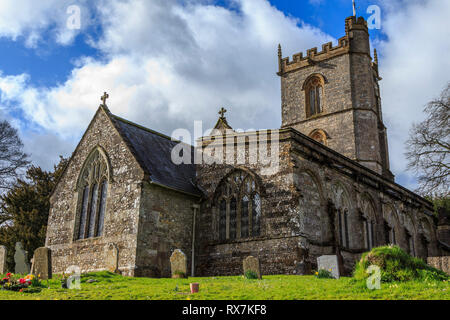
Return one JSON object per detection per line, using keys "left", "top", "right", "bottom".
{"left": 0, "top": 244, "right": 449, "bottom": 300}
{"left": 0, "top": 271, "right": 448, "bottom": 300}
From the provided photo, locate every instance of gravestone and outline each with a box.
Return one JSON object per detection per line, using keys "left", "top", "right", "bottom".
{"left": 105, "top": 243, "right": 119, "bottom": 273}
{"left": 31, "top": 247, "right": 52, "bottom": 280}
{"left": 295, "top": 246, "right": 311, "bottom": 275}
{"left": 0, "top": 246, "right": 6, "bottom": 274}
{"left": 14, "top": 242, "right": 30, "bottom": 275}
{"left": 243, "top": 256, "right": 262, "bottom": 279}
{"left": 317, "top": 255, "right": 340, "bottom": 279}
{"left": 170, "top": 249, "right": 187, "bottom": 278}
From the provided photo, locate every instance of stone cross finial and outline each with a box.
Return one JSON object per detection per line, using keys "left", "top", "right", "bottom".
{"left": 218, "top": 107, "right": 227, "bottom": 119}
{"left": 101, "top": 92, "right": 109, "bottom": 106}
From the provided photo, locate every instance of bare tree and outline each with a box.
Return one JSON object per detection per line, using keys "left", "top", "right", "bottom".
{"left": 406, "top": 83, "right": 450, "bottom": 196}
{"left": 0, "top": 120, "right": 30, "bottom": 193}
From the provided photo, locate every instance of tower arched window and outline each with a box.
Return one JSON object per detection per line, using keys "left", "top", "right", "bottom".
{"left": 76, "top": 149, "right": 110, "bottom": 240}
{"left": 215, "top": 170, "right": 261, "bottom": 240}
{"left": 304, "top": 76, "right": 324, "bottom": 117}
{"left": 309, "top": 129, "right": 328, "bottom": 145}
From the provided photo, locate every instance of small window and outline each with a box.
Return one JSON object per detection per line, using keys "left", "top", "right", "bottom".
{"left": 305, "top": 76, "right": 324, "bottom": 117}
{"left": 309, "top": 129, "right": 328, "bottom": 145}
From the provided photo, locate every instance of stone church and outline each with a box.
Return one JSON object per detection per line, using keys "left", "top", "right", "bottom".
{"left": 45, "top": 17, "right": 449, "bottom": 277}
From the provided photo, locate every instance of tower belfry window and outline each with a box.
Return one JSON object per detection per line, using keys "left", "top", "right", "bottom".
{"left": 305, "top": 77, "right": 323, "bottom": 117}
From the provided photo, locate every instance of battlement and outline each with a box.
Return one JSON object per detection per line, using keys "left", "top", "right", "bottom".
{"left": 345, "top": 16, "right": 369, "bottom": 34}
{"left": 278, "top": 16, "right": 370, "bottom": 75}
{"left": 278, "top": 36, "right": 350, "bottom": 75}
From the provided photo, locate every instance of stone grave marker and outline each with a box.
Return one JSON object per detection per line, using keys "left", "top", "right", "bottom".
{"left": 317, "top": 255, "right": 340, "bottom": 279}
{"left": 31, "top": 247, "right": 52, "bottom": 280}
{"left": 14, "top": 242, "right": 30, "bottom": 275}
{"left": 105, "top": 243, "right": 119, "bottom": 273}
{"left": 243, "top": 256, "right": 262, "bottom": 279}
{"left": 0, "top": 246, "right": 6, "bottom": 274}
{"left": 170, "top": 249, "right": 187, "bottom": 278}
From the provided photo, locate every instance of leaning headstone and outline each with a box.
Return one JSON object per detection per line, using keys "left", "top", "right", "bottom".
{"left": 31, "top": 247, "right": 52, "bottom": 280}
{"left": 0, "top": 246, "right": 7, "bottom": 274}
{"left": 14, "top": 242, "right": 30, "bottom": 275}
{"left": 243, "top": 256, "right": 262, "bottom": 279}
{"left": 105, "top": 243, "right": 119, "bottom": 273}
{"left": 170, "top": 249, "right": 187, "bottom": 278}
{"left": 317, "top": 255, "right": 340, "bottom": 279}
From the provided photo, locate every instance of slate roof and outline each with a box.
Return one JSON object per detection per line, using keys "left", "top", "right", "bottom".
{"left": 110, "top": 114, "right": 202, "bottom": 197}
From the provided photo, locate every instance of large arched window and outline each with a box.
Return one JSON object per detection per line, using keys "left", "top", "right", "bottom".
{"left": 76, "top": 148, "right": 110, "bottom": 240}
{"left": 304, "top": 75, "right": 324, "bottom": 117}
{"left": 215, "top": 170, "right": 261, "bottom": 241}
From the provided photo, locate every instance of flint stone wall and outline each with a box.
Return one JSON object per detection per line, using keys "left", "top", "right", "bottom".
{"left": 195, "top": 129, "right": 440, "bottom": 277}
{"left": 46, "top": 109, "right": 144, "bottom": 276}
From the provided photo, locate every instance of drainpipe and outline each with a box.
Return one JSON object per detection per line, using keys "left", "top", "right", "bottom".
{"left": 191, "top": 204, "right": 200, "bottom": 277}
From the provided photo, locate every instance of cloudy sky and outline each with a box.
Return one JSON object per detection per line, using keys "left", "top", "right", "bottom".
{"left": 0, "top": 0, "right": 449, "bottom": 190}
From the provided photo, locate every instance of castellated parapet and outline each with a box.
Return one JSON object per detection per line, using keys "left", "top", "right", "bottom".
{"left": 278, "top": 16, "right": 374, "bottom": 76}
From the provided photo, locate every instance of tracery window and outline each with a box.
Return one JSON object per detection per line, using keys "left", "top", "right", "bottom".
{"left": 216, "top": 170, "right": 261, "bottom": 240}
{"left": 76, "top": 149, "right": 109, "bottom": 240}
{"left": 304, "top": 76, "right": 324, "bottom": 117}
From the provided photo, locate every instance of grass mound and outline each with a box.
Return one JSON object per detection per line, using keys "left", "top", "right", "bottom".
{"left": 354, "top": 245, "right": 449, "bottom": 283}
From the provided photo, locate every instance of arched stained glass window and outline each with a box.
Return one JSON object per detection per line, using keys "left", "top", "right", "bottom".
{"left": 76, "top": 149, "right": 110, "bottom": 240}
{"left": 215, "top": 170, "right": 262, "bottom": 241}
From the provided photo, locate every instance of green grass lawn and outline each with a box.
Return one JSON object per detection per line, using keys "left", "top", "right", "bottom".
{"left": 0, "top": 271, "right": 449, "bottom": 300}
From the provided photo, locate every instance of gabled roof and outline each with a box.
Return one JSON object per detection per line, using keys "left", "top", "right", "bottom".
{"left": 109, "top": 113, "right": 202, "bottom": 197}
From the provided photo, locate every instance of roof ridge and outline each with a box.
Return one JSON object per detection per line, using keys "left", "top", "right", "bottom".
{"left": 111, "top": 113, "right": 186, "bottom": 145}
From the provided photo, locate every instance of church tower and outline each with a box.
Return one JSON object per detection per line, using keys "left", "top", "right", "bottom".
{"left": 278, "top": 16, "right": 394, "bottom": 180}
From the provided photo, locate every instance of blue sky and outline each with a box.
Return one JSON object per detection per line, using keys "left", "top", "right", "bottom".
{"left": 0, "top": 0, "right": 449, "bottom": 191}
{"left": 0, "top": 0, "right": 385, "bottom": 89}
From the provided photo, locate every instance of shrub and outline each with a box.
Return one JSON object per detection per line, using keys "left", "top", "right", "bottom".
{"left": 353, "top": 245, "right": 449, "bottom": 283}
{"left": 314, "top": 269, "right": 334, "bottom": 279}
{"left": 244, "top": 270, "right": 259, "bottom": 280}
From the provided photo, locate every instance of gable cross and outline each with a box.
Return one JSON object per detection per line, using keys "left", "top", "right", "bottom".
{"left": 218, "top": 107, "right": 227, "bottom": 119}
{"left": 101, "top": 92, "right": 109, "bottom": 106}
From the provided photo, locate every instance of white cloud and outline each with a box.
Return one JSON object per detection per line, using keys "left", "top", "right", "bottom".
{"left": 0, "top": 0, "right": 333, "bottom": 144}
{"left": 0, "top": 0, "right": 90, "bottom": 47}
{"left": 0, "top": 0, "right": 448, "bottom": 192}
{"left": 376, "top": 0, "right": 450, "bottom": 189}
